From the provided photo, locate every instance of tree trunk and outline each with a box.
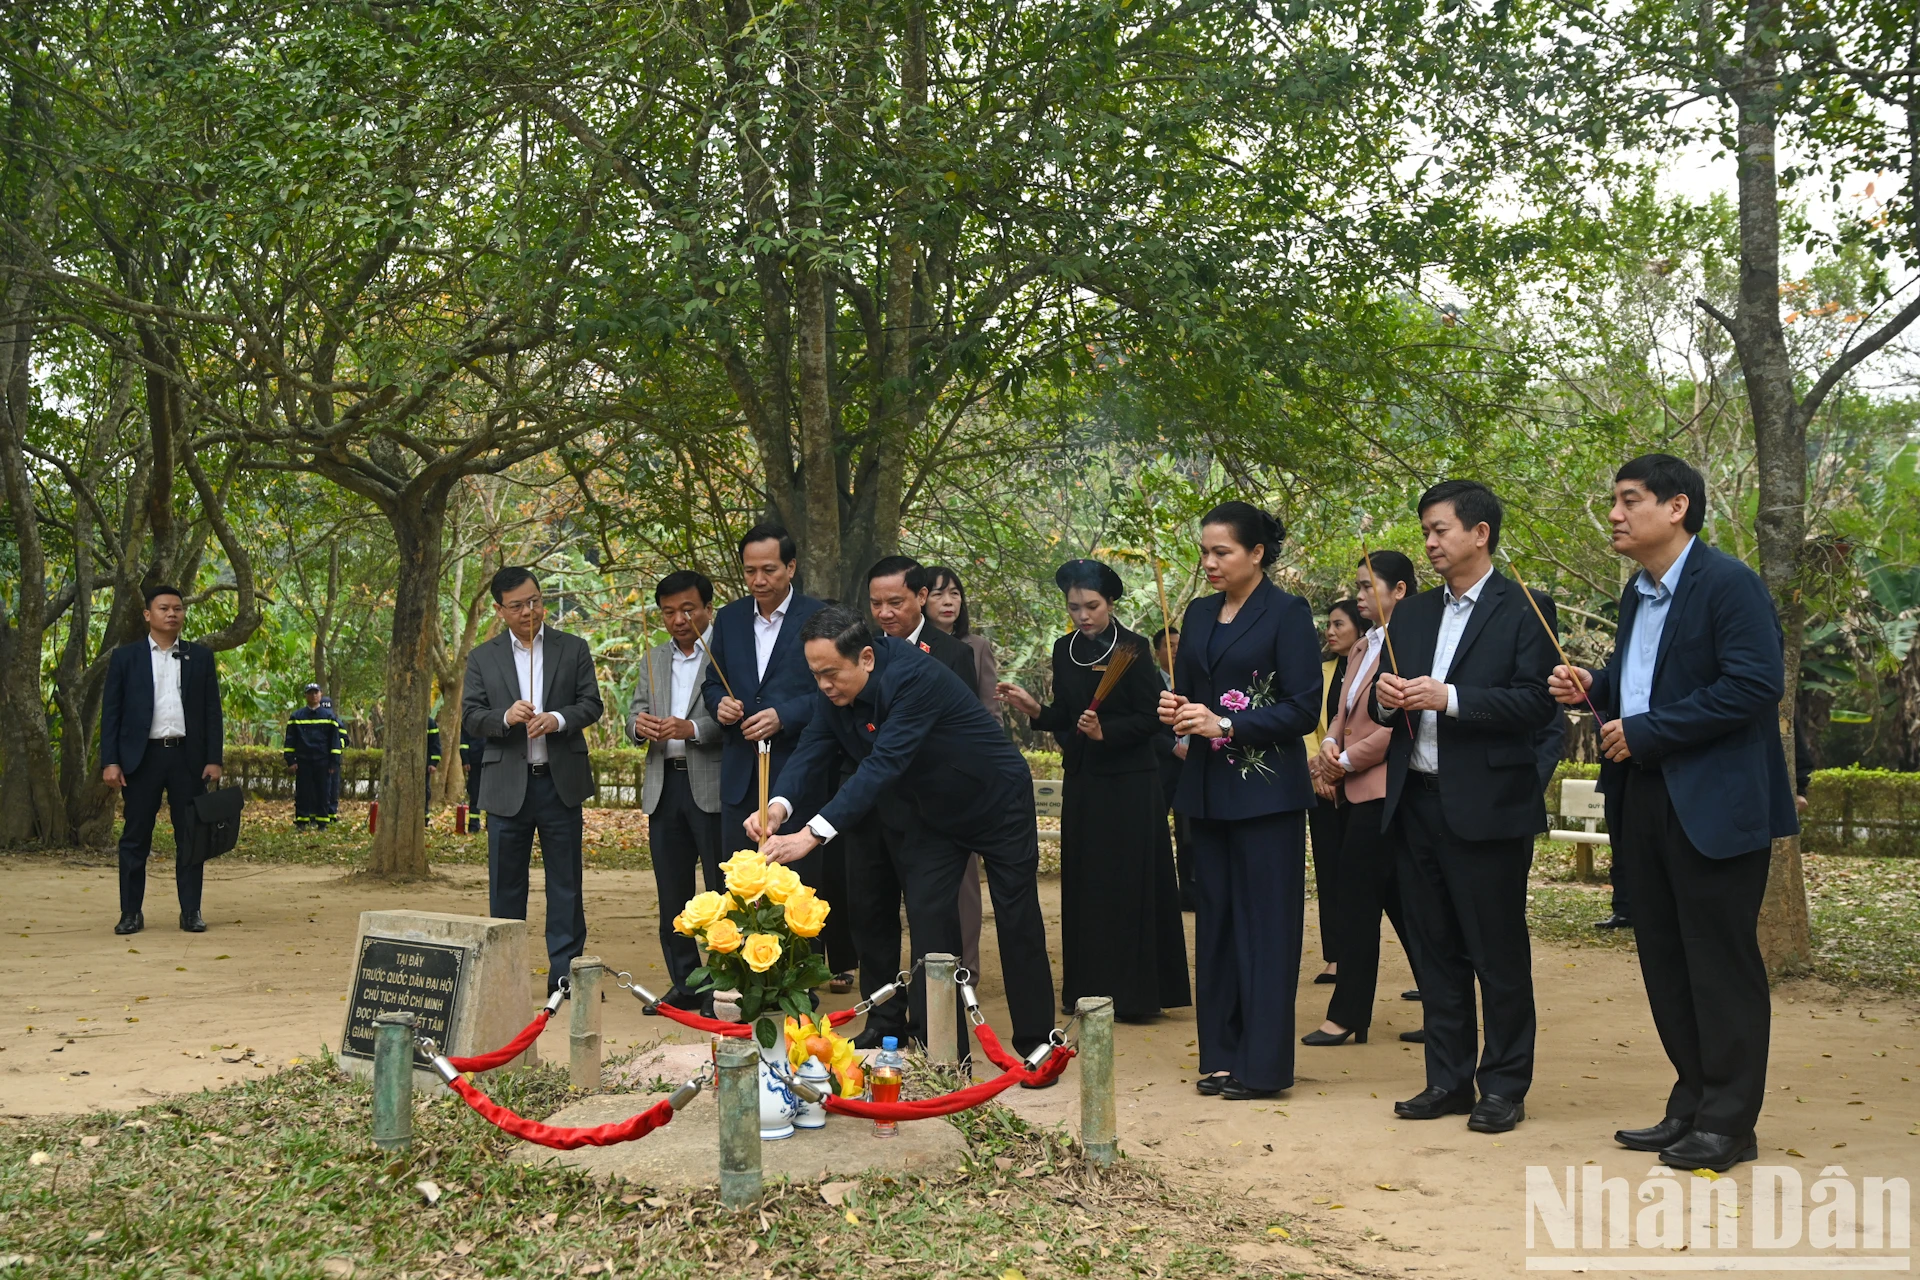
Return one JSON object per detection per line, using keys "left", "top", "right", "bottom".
{"left": 1727, "top": 0, "right": 1812, "bottom": 978}
{"left": 1898, "top": 638, "right": 1920, "bottom": 772}
{"left": 366, "top": 488, "right": 450, "bottom": 878}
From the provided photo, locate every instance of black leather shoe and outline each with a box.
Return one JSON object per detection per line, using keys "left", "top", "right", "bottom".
{"left": 114, "top": 912, "right": 144, "bottom": 936}
{"left": 179, "top": 911, "right": 206, "bottom": 933}
{"left": 1220, "top": 1076, "right": 1283, "bottom": 1100}
{"left": 1401, "top": 989, "right": 1422, "bottom": 1001}
{"left": 1593, "top": 913, "right": 1634, "bottom": 930}
{"left": 852, "top": 1027, "right": 899, "bottom": 1051}
{"left": 1301, "top": 1027, "right": 1367, "bottom": 1046}
{"left": 1399, "top": 1028, "right": 1426, "bottom": 1043}
{"left": 1313, "top": 971, "right": 1338, "bottom": 984}
{"left": 1469, "top": 1094, "right": 1525, "bottom": 1133}
{"left": 1194, "top": 1073, "right": 1228, "bottom": 1096}
{"left": 1616, "top": 1116, "right": 1692, "bottom": 1152}
{"left": 1659, "top": 1130, "right": 1757, "bottom": 1172}
{"left": 1395, "top": 1085, "right": 1475, "bottom": 1119}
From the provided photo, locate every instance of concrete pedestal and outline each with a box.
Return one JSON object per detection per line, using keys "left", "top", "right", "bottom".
{"left": 510, "top": 1089, "right": 968, "bottom": 1190}
{"left": 339, "top": 910, "right": 535, "bottom": 1091}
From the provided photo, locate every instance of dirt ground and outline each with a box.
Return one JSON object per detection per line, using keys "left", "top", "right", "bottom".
{"left": 3, "top": 848, "right": 1916, "bottom": 1277}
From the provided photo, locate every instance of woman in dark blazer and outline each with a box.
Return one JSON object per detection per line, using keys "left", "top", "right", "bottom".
{"left": 1000, "top": 560, "right": 1191, "bottom": 1020}
{"left": 1307, "top": 599, "right": 1366, "bottom": 984}
{"left": 1159, "top": 503, "right": 1324, "bottom": 1098}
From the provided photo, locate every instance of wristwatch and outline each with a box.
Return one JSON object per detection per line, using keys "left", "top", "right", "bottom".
{"left": 1217, "top": 716, "right": 1233, "bottom": 738}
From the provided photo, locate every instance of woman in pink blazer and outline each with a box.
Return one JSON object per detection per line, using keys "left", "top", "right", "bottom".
{"left": 1303, "top": 550, "right": 1421, "bottom": 1046}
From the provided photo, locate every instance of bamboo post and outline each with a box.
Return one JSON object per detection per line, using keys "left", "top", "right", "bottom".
{"left": 716, "top": 1042, "right": 762, "bottom": 1210}
{"left": 924, "top": 952, "right": 959, "bottom": 1067}
{"left": 568, "top": 956, "right": 603, "bottom": 1090}
{"left": 1076, "top": 995, "right": 1116, "bottom": 1167}
{"left": 371, "top": 1010, "right": 416, "bottom": 1152}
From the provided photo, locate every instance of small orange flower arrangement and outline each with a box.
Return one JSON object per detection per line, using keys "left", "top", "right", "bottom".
{"left": 783, "top": 1015, "right": 866, "bottom": 1098}
{"left": 675, "top": 849, "right": 836, "bottom": 1048}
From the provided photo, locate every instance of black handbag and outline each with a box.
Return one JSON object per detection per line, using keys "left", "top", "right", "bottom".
{"left": 189, "top": 783, "right": 246, "bottom": 862}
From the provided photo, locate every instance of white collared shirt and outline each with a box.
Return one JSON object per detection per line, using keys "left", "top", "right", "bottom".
{"left": 1326, "top": 627, "right": 1386, "bottom": 769}
{"left": 510, "top": 626, "right": 566, "bottom": 765}
{"left": 752, "top": 588, "right": 794, "bottom": 680}
{"left": 1411, "top": 565, "right": 1494, "bottom": 774}
{"left": 906, "top": 617, "right": 926, "bottom": 646}
{"left": 663, "top": 630, "right": 711, "bottom": 759}
{"left": 149, "top": 635, "right": 187, "bottom": 738}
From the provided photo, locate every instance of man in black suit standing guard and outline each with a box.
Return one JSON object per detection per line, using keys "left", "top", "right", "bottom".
{"left": 1551, "top": 454, "right": 1796, "bottom": 1172}
{"left": 702, "top": 524, "right": 826, "bottom": 856}
{"left": 1374, "top": 480, "right": 1558, "bottom": 1134}
{"left": 462, "top": 566, "right": 605, "bottom": 993}
{"left": 751, "top": 606, "right": 1057, "bottom": 1063}
{"left": 100, "top": 584, "right": 225, "bottom": 935}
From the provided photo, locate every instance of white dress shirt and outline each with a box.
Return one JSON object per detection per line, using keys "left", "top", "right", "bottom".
{"left": 1410, "top": 565, "right": 1494, "bottom": 774}
{"left": 663, "top": 631, "right": 711, "bottom": 759}
{"left": 906, "top": 617, "right": 926, "bottom": 646}
{"left": 149, "top": 635, "right": 187, "bottom": 738}
{"left": 510, "top": 627, "right": 565, "bottom": 766}
{"left": 1327, "top": 627, "right": 1385, "bottom": 769}
{"left": 752, "top": 588, "right": 794, "bottom": 680}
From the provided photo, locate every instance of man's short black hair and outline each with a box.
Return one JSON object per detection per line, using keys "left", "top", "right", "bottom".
{"left": 1151, "top": 625, "right": 1180, "bottom": 647}
{"left": 143, "top": 583, "right": 184, "bottom": 607}
{"left": 738, "top": 522, "right": 798, "bottom": 564}
{"left": 866, "top": 555, "right": 930, "bottom": 593}
{"left": 799, "top": 604, "right": 874, "bottom": 660}
{"left": 490, "top": 565, "right": 539, "bottom": 604}
{"left": 655, "top": 569, "right": 714, "bottom": 605}
{"left": 1357, "top": 549, "right": 1419, "bottom": 594}
{"left": 1615, "top": 453, "right": 1707, "bottom": 534}
{"left": 1416, "top": 480, "right": 1504, "bottom": 554}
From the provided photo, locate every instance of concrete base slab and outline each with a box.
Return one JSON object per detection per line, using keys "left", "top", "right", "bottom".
{"left": 510, "top": 1088, "right": 970, "bottom": 1189}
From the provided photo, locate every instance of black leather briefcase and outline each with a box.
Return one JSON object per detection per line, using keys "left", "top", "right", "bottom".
{"left": 189, "top": 784, "right": 246, "bottom": 863}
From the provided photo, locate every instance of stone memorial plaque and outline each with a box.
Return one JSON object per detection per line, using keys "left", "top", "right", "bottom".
{"left": 341, "top": 937, "right": 468, "bottom": 1068}
{"left": 339, "top": 911, "right": 536, "bottom": 1088}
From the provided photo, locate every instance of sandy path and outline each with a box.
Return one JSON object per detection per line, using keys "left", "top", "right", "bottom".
{"left": 3, "top": 851, "right": 1915, "bottom": 1276}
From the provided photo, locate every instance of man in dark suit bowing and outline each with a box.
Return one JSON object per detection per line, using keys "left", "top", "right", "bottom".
{"left": 1373, "top": 480, "right": 1558, "bottom": 1134}
{"left": 863, "top": 554, "right": 983, "bottom": 1029}
{"left": 702, "top": 524, "right": 827, "bottom": 860}
{"left": 749, "top": 606, "right": 1057, "bottom": 1062}
{"left": 100, "top": 584, "right": 226, "bottom": 935}
{"left": 1551, "top": 454, "right": 1796, "bottom": 1172}
{"left": 462, "top": 566, "right": 605, "bottom": 992}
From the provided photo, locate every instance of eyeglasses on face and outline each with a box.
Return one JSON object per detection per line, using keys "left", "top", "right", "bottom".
{"left": 502, "top": 595, "right": 545, "bottom": 614}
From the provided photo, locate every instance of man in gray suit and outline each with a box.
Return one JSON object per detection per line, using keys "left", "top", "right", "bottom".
{"left": 462, "top": 566, "right": 605, "bottom": 993}
{"left": 627, "top": 569, "right": 724, "bottom": 1014}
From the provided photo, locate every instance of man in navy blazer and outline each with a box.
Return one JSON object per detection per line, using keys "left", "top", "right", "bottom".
{"left": 701, "top": 523, "right": 826, "bottom": 858}
{"left": 1552, "top": 454, "right": 1796, "bottom": 1173}
{"left": 752, "top": 607, "right": 1056, "bottom": 1060}
{"left": 100, "top": 584, "right": 225, "bottom": 935}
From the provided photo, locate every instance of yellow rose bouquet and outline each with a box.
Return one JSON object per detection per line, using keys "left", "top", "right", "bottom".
{"left": 676, "top": 849, "right": 836, "bottom": 1048}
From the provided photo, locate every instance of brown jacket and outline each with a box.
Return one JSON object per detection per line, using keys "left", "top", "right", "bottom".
{"left": 1327, "top": 640, "right": 1393, "bottom": 804}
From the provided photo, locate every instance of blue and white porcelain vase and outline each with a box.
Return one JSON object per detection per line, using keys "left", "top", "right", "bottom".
{"left": 754, "top": 1016, "right": 800, "bottom": 1141}
{"left": 794, "top": 1056, "right": 830, "bottom": 1130}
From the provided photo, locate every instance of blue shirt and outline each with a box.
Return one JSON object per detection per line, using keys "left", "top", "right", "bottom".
{"left": 1619, "top": 537, "right": 1695, "bottom": 719}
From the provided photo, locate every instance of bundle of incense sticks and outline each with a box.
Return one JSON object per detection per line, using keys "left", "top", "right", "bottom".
{"left": 1086, "top": 641, "right": 1140, "bottom": 712}
{"left": 756, "top": 741, "right": 771, "bottom": 844}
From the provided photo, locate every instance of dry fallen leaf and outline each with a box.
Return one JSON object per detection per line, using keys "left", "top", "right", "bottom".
{"left": 1268, "top": 1226, "right": 1290, "bottom": 1238}
{"left": 415, "top": 1180, "right": 442, "bottom": 1205}
{"left": 1785, "top": 1148, "right": 1805, "bottom": 1157}
{"left": 26, "top": 1153, "right": 51, "bottom": 1167}
{"left": 320, "top": 1259, "right": 355, "bottom": 1279}
{"left": 843, "top": 1209, "right": 860, "bottom": 1227}
{"left": 78, "top": 1136, "right": 101, "bottom": 1150}
{"left": 819, "top": 1181, "right": 860, "bottom": 1207}
{"left": 1376, "top": 1183, "right": 1398, "bottom": 1191}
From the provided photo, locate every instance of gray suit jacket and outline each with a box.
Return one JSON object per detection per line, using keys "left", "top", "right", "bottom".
{"left": 626, "top": 639, "right": 723, "bottom": 814}
{"left": 462, "top": 626, "right": 604, "bottom": 816}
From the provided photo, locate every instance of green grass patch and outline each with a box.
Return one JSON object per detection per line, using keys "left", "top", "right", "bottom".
{"left": 0, "top": 1055, "right": 1304, "bottom": 1278}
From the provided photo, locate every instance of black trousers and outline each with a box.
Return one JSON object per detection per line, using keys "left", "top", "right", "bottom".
{"left": 1189, "top": 810, "right": 1305, "bottom": 1092}
{"left": 894, "top": 811, "right": 1055, "bottom": 1057}
{"left": 1608, "top": 849, "right": 1635, "bottom": 920}
{"left": 816, "top": 820, "right": 859, "bottom": 974}
{"left": 649, "top": 765, "right": 723, "bottom": 1000}
{"left": 292, "top": 756, "right": 330, "bottom": 824}
{"left": 1325, "top": 799, "right": 1418, "bottom": 1030}
{"left": 843, "top": 809, "right": 917, "bottom": 1043}
{"left": 1395, "top": 780, "right": 1536, "bottom": 1099}
{"left": 117, "top": 742, "right": 205, "bottom": 917}
{"left": 1620, "top": 768, "right": 1771, "bottom": 1136}
{"left": 1307, "top": 796, "right": 1347, "bottom": 963}
{"left": 326, "top": 760, "right": 341, "bottom": 814}
{"left": 487, "top": 768, "right": 588, "bottom": 993}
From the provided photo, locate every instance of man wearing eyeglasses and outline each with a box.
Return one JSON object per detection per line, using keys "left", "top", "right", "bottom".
{"left": 462, "top": 566, "right": 605, "bottom": 993}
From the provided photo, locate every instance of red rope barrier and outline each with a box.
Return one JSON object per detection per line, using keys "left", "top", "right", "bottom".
{"left": 445, "top": 1009, "right": 553, "bottom": 1074}
{"left": 822, "top": 1043, "right": 1073, "bottom": 1120}
{"left": 650, "top": 1003, "right": 857, "bottom": 1037}
{"left": 445, "top": 1074, "right": 677, "bottom": 1149}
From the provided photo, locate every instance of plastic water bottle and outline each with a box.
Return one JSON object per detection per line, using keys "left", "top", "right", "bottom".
{"left": 870, "top": 1037, "right": 904, "bottom": 1138}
